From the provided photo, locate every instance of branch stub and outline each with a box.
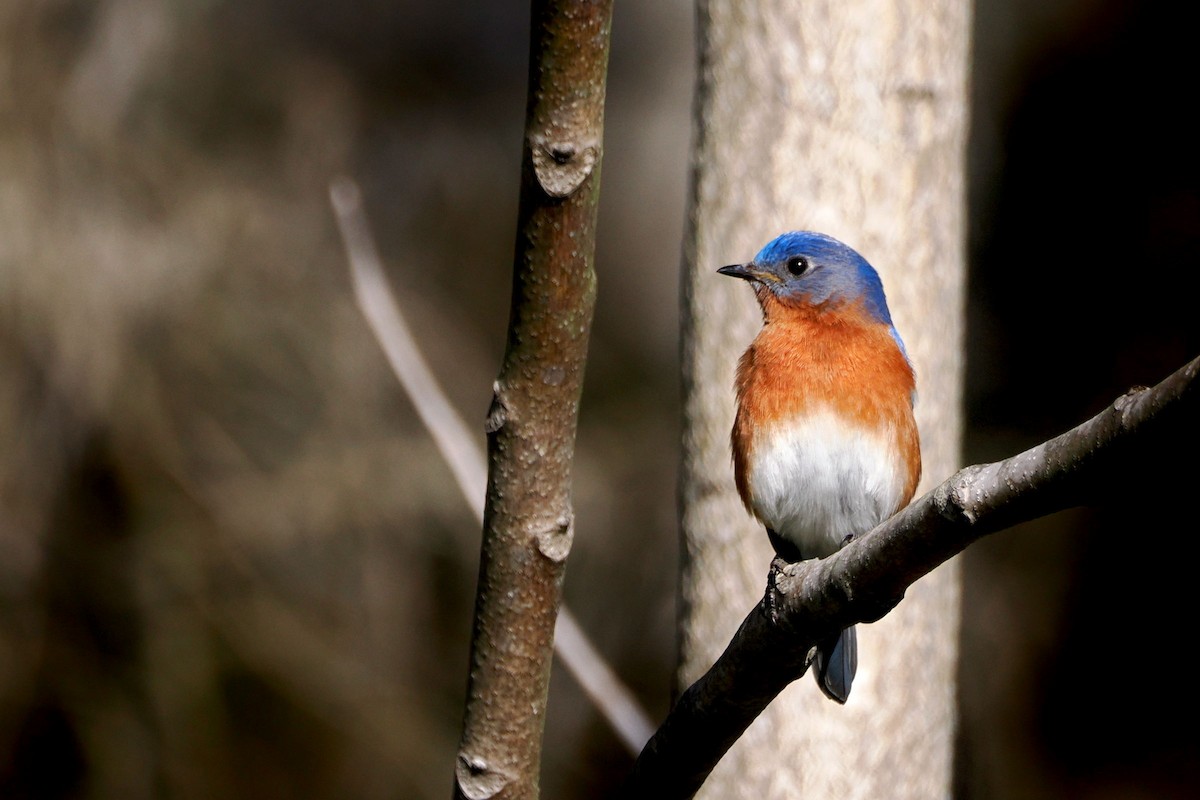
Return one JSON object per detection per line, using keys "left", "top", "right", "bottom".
{"left": 530, "top": 137, "right": 599, "bottom": 198}
{"left": 485, "top": 382, "right": 508, "bottom": 435}
{"left": 535, "top": 514, "right": 574, "bottom": 563}
{"left": 455, "top": 752, "right": 511, "bottom": 800}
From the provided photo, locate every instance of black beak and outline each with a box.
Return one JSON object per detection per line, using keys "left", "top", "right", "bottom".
{"left": 717, "top": 263, "right": 755, "bottom": 281}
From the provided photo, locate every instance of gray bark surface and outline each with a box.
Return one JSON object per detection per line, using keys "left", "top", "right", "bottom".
{"left": 678, "top": 2, "right": 971, "bottom": 796}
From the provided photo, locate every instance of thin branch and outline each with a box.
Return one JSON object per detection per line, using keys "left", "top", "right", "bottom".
{"left": 627, "top": 355, "right": 1200, "bottom": 798}
{"left": 330, "top": 178, "right": 486, "bottom": 519}
{"left": 553, "top": 605, "right": 656, "bottom": 754}
{"left": 329, "top": 177, "right": 654, "bottom": 756}
{"left": 452, "top": 0, "right": 616, "bottom": 788}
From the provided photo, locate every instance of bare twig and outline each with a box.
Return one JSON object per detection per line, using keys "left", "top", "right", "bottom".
{"left": 552, "top": 603, "right": 655, "bottom": 754}
{"left": 330, "top": 172, "right": 652, "bottom": 758}
{"left": 329, "top": 178, "right": 486, "bottom": 519}
{"left": 627, "top": 355, "right": 1200, "bottom": 798}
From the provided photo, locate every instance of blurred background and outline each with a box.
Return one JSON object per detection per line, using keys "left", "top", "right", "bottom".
{"left": 0, "top": 0, "right": 1196, "bottom": 798}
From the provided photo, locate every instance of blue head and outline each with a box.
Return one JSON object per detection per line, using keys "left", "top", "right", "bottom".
{"left": 719, "top": 231, "right": 894, "bottom": 325}
{"left": 719, "top": 231, "right": 909, "bottom": 358}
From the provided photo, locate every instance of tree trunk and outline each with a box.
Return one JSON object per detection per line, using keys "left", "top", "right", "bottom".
{"left": 678, "top": 1, "right": 970, "bottom": 796}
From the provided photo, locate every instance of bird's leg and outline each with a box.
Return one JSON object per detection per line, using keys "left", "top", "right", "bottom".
{"left": 766, "top": 528, "right": 803, "bottom": 563}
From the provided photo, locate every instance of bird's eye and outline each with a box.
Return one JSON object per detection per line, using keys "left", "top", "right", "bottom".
{"left": 786, "top": 256, "right": 808, "bottom": 276}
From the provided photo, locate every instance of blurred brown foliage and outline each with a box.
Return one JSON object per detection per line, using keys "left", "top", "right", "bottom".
{"left": 1, "top": 1, "right": 1198, "bottom": 799}
{"left": 0, "top": 2, "right": 686, "bottom": 797}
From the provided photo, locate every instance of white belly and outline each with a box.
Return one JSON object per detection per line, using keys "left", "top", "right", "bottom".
{"left": 747, "top": 407, "right": 906, "bottom": 559}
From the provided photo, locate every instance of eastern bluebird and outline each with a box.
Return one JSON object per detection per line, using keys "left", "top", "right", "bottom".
{"left": 719, "top": 231, "right": 921, "bottom": 704}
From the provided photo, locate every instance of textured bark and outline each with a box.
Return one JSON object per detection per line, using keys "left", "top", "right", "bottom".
{"left": 452, "top": 2, "right": 613, "bottom": 798}
{"left": 678, "top": 1, "right": 970, "bottom": 797}
{"left": 636, "top": 354, "right": 1200, "bottom": 797}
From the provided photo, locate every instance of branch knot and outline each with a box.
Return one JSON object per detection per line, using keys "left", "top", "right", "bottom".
{"left": 530, "top": 136, "right": 599, "bottom": 198}
{"left": 485, "top": 382, "right": 508, "bottom": 435}
{"left": 455, "top": 753, "right": 512, "bottom": 800}
{"left": 535, "top": 513, "right": 574, "bottom": 563}
{"left": 936, "top": 466, "right": 981, "bottom": 524}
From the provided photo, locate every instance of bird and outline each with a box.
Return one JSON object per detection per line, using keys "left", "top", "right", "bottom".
{"left": 718, "top": 230, "right": 921, "bottom": 704}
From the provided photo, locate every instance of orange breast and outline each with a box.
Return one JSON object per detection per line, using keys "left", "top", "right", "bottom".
{"left": 731, "top": 298, "right": 921, "bottom": 517}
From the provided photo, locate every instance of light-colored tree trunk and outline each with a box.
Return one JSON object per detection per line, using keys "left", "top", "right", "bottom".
{"left": 678, "top": 2, "right": 970, "bottom": 797}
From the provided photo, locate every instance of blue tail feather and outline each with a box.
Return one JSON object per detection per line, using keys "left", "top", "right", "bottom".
{"left": 815, "top": 625, "right": 857, "bottom": 704}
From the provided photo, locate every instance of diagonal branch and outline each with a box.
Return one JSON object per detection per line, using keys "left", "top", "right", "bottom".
{"left": 329, "top": 178, "right": 486, "bottom": 518}
{"left": 627, "top": 355, "right": 1200, "bottom": 798}
{"left": 329, "top": 177, "right": 653, "bottom": 755}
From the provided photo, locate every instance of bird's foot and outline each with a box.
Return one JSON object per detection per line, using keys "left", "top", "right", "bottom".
{"left": 765, "top": 555, "right": 790, "bottom": 625}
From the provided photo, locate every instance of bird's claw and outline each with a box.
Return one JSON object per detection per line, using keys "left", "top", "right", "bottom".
{"left": 765, "top": 556, "right": 789, "bottom": 625}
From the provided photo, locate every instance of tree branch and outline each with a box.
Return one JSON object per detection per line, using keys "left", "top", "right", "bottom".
{"left": 329, "top": 179, "right": 487, "bottom": 519}
{"left": 329, "top": 177, "right": 653, "bottom": 755}
{"left": 627, "top": 355, "right": 1200, "bottom": 798}
{"left": 452, "top": 1, "right": 615, "bottom": 798}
